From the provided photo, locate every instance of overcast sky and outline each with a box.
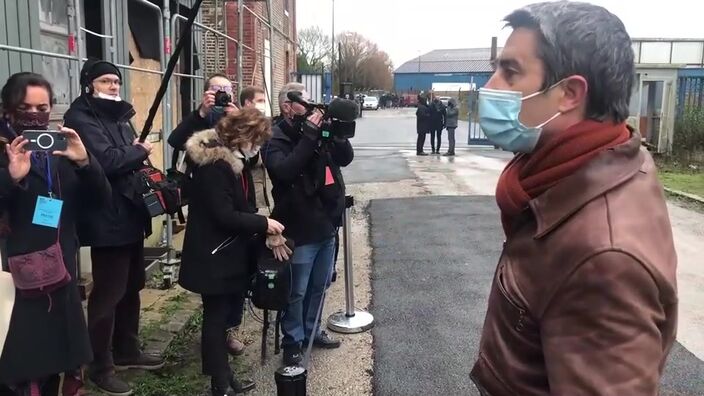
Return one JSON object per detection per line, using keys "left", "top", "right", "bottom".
{"left": 296, "top": 0, "right": 704, "bottom": 69}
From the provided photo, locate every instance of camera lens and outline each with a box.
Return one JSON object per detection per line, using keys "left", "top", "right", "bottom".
{"left": 36, "top": 133, "right": 55, "bottom": 150}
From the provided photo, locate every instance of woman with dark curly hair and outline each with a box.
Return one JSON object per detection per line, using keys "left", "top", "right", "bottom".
{"left": 179, "top": 108, "right": 289, "bottom": 395}
{"left": 0, "top": 72, "right": 109, "bottom": 395}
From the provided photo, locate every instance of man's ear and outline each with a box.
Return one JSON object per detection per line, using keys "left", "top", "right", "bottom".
{"left": 558, "top": 76, "right": 588, "bottom": 114}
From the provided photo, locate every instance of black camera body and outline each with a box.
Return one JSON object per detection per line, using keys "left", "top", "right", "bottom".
{"left": 320, "top": 119, "right": 355, "bottom": 140}
{"left": 214, "top": 90, "right": 231, "bottom": 107}
{"left": 287, "top": 92, "right": 357, "bottom": 140}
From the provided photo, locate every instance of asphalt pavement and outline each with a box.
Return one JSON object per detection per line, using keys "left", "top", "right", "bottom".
{"left": 368, "top": 195, "right": 704, "bottom": 395}
{"left": 342, "top": 149, "right": 414, "bottom": 184}
{"left": 369, "top": 196, "right": 502, "bottom": 396}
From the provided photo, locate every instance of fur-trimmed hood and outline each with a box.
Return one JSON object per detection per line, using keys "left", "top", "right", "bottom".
{"left": 185, "top": 129, "right": 244, "bottom": 175}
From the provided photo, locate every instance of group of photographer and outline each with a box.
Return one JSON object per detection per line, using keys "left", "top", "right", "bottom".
{"left": 0, "top": 55, "right": 354, "bottom": 395}
{"left": 0, "top": 59, "right": 162, "bottom": 396}
{"left": 415, "top": 94, "right": 459, "bottom": 156}
{"left": 168, "top": 78, "right": 353, "bottom": 394}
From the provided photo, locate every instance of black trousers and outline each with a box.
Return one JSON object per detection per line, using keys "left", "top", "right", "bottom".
{"left": 201, "top": 293, "right": 245, "bottom": 379}
{"left": 87, "top": 242, "right": 145, "bottom": 376}
{"left": 430, "top": 127, "right": 443, "bottom": 152}
{"left": 416, "top": 131, "right": 427, "bottom": 154}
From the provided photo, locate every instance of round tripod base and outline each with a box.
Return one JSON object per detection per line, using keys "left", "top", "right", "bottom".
{"left": 327, "top": 310, "right": 375, "bottom": 334}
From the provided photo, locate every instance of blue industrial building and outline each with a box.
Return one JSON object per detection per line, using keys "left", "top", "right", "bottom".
{"left": 393, "top": 48, "right": 496, "bottom": 93}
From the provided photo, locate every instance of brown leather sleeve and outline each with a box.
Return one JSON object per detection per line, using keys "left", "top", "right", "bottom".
{"left": 540, "top": 250, "right": 667, "bottom": 396}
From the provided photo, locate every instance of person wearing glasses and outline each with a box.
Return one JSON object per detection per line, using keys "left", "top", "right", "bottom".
{"left": 167, "top": 73, "right": 239, "bottom": 152}
{"left": 63, "top": 59, "right": 162, "bottom": 396}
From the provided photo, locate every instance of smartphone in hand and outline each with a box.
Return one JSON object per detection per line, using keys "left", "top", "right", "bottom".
{"left": 22, "top": 130, "right": 68, "bottom": 152}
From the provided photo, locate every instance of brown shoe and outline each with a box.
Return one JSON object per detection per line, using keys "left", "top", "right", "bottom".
{"left": 226, "top": 328, "right": 245, "bottom": 356}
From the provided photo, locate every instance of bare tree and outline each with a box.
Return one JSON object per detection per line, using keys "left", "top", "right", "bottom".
{"left": 297, "top": 26, "right": 332, "bottom": 73}
{"left": 336, "top": 32, "right": 393, "bottom": 92}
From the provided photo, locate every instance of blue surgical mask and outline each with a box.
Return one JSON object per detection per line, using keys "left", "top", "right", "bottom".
{"left": 478, "top": 84, "right": 562, "bottom": 153}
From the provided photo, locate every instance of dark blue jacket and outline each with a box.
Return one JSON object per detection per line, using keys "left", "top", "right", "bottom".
{"left": 64, "top": 95, "right": 150, "bottom": 247}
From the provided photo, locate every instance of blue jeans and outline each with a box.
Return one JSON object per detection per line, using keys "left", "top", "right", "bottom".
{"left": 281, "top": 236, "right": 336, "bottom": 348}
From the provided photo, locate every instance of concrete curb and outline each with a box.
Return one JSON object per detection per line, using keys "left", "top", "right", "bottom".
{"left": 139, "top": 288, "right": 202, "bottom": 357}
{"left": 664, "top": 187, "right": 704, "bottom": 204}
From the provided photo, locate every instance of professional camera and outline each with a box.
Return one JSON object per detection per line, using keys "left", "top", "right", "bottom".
{"left": 287, "top": 91, "right": 357, "bottom": 140}
{"left": 214, "top": 90, "right": 232, "bottom": 107}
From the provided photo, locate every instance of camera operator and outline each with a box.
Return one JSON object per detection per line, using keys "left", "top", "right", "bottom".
{"left": 63, "top": 59, "right": 163, "bottom": 396}
{"left": 167, "top": 73, "right": 238, "bottom": 152}
{"left": 263, "top": 82, "right": 354, "bottom": 366}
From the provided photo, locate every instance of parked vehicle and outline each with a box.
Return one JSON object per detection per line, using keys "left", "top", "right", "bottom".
{"left": 438, "top": 96, "right": 451, "bottom": 106}
{"left": 363, "top": 96, "right": 379, "bottom": 110}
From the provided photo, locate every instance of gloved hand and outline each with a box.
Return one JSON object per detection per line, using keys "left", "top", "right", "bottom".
{"left": 301, "top": 110, "right": 324, "bottom": 141}
{"left": 266, "top": 234, "right": 293, "bottom": 262}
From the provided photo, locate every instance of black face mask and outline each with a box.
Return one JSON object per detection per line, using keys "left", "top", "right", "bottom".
{"left": 12, "top": 111, "right": 50, "bottom": 135}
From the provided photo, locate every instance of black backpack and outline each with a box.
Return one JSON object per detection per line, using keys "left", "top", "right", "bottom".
{"left": 250, "top": 238, "right": 295, "bottom": 361}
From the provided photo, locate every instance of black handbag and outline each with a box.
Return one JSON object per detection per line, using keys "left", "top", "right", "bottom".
{"left": 251, "top": 238, "right": 294, "bottom": 311}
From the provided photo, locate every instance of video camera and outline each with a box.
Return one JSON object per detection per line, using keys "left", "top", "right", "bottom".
{"left": 287, "top": 91, "right": 357, "bottom": 140}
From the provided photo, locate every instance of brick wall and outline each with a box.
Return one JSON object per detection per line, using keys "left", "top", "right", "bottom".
{"left": 197, "top": 0, "right": 297, "bottom": 113}
{"left": 201, "top": 0, "right": 228, "bottom": 77}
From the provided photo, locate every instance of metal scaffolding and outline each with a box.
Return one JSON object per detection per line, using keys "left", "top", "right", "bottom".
{"left": 0, "top": 0, "right": 298, "bottom": 284}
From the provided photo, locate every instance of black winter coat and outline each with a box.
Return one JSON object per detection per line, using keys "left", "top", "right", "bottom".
{"left": 167, "top": 109, "right": 211, "bottom": 152}
{"left": 263, "top": 119, "right": 353, "bottom": 246}
{"left": 63, "top": 96, "right": 150, "bottom": 247}
{"left": 416, "top": 103, "right": 432, "bottom": 133}
{"left": 0, "top": 147, "right": 110, "bottom": 384}
{"left": 430, "top": 100, "right": 446, "bottom": 129}
{"left": 178, "top": 129, "right": 268, "bottom": 295}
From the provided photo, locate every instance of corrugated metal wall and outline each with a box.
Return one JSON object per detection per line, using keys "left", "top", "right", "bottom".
{"left": 393, "top": 72, "right": 492, "bottom": 93}
{"left": 0, "top": 0, "right": 42, "bottom": 86}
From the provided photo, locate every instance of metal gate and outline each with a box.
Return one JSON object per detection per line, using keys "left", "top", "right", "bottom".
{"left": 677, "top": 76, "right": 704, "bottom": 117}
{"left": 467, "top": 90, "right": 491, "bottom": 145}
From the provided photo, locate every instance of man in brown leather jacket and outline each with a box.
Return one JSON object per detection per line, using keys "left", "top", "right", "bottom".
{"left": 471, "top": 2, "right": 678, "bottom": 395}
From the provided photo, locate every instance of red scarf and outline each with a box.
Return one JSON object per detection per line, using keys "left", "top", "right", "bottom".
{"left": 495, "top": 120, "right": 631, "bottom": 235}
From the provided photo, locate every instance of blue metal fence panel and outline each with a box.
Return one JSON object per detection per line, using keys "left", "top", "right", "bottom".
{"left": 677, "top": 76, "right": 704, "bottom": 117}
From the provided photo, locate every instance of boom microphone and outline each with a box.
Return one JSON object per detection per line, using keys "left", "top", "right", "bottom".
{"left": 327, "top": 98, "right": 359, "bottom": 122}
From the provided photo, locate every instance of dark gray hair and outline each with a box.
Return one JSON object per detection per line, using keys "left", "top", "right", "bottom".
{"left": 505, "top": 1, "right": 635, "bottom": 123}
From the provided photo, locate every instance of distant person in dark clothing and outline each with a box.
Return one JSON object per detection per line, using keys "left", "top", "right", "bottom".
{"left": 444, "top": 98, "right": 459, "bottom": 156}
{"left": 415, "top": 94, "right": 431, "bottom": 156}
{"left": 430, "top": 97, "right": 446, "bottom": 154}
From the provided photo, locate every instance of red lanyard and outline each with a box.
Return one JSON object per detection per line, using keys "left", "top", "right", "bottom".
{"left": 241, "top": 174, "right": 249, "bottom": 198}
